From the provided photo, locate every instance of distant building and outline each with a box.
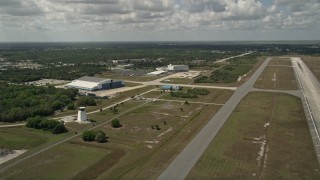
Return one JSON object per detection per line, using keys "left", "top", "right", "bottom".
{"left": 167, "top": 64, "right": 189, "bottom": 72}
{"left": 65, "top": 76, "right": 124, "bottom": 91}
{"left": 161, "top": 85, "right": 180, "bottom": 91}
{"left": 146, "top": 70, "right": 166, "bottom": 76}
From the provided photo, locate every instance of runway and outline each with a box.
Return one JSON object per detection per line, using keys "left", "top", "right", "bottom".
{"left": 291, "top": 57, "right": 320, "bottom": 163}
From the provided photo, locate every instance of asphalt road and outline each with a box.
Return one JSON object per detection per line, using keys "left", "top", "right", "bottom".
{"left": 291, "top": 57, "right": 320, "bottom": 163}
{"left": 157, "top": 57, "right": 272, "bottom": 180}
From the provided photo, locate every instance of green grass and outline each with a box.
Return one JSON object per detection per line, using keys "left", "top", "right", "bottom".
{"left": 143, "top": 88, "right": 234, "bottom": 104}
{"left": 1, "top": 142, "right": 109, "bottom": 179}
{"left": 254, "top": 66, "right": 298, "bottom": 90}
{"left": 96, "top": 101, "right": 222, "bottom": 179}
{"left": 124, "top": 81, "right": 142, "bottom": 87}
{"left": 0, "top": 126, "right": 70, "bottom": 150}
{"left": 187, "top": 92, "right": 320, "bottom": 179}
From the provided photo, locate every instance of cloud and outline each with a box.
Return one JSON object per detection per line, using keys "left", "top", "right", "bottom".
{"left": 0, "top": 0, "right": 319, "bottom": 41}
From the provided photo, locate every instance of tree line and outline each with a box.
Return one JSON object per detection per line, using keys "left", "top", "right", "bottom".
{"left": 0, "top": 83, "right": 78, "bottom": 122}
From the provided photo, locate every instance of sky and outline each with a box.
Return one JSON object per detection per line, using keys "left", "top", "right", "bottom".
{"left": 0, "top": 0, "right": 319, "bottom": 42}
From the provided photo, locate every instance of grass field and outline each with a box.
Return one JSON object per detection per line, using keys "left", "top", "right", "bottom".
{"left": 96, "top": 101, "right": 222, "bottom": 179}
{"left": 52, "top": 85, "right": 156, "bottom": 118}
{"left": 268, "top": 58, "right": 292, "bottom": 66}
{"left": 302, "top": 56, "right": 320, "bottom": 80}
{"left": 124, "top": 81, "right": 142, "bottom": 87}
{"left": 1, "top": 142, "right": 110, "bottom": 179}
{"left": 193, "top": 56, "right": 265, "bottom": 87}
{"left": 254, "top": 66, "right": 298, "bottom": 90}
{"left": 0, "top": 127, "right": 70, "bottom": 151}
{"left": 187, "top": 92, "right": 320, "bottom": 179}
{"left": 99, "top": 72, "right": 162, "bottom": 82}
{"left": 143, "top": 88, "right": 234, "bottom": 104}
{"left": 0, "top": 99, "right": 224, "bottom": 179}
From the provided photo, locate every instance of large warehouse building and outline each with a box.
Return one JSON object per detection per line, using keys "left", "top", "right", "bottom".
{"left": 65, "top": 76, "right": 124, "bottom": 91}
{"left": 167, "top": 64, "right": 189, "bottom": 72}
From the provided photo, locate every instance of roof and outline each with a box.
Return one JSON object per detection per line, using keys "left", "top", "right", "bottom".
{"left": 77, "top": 76, "right": 110, "bottom": 83}
{"left": 147, "top": 70, "right": 166, "bottom": 75}
{"left": 161, "top": 85, "right": 180, "bottom": 90}
{"left": 66, "top": 80, "right": 100, "bottom": 90}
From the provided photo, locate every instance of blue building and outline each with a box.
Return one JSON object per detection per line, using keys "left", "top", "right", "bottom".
{"left": 160, "top": 85, "right": 180, "bottom": 91}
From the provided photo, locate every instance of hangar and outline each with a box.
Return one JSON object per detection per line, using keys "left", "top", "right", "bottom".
{"left": 167, "top": 64, "right": 189, "bottom": 72}
{"left": 65, "top": 76, "right": 124, "bottom": 91}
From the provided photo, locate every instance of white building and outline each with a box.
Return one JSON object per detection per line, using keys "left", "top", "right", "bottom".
{"left": 77, "top": 107, "right": 87, "bottom": 123}
{"left": 146, "top": 70, "right": 166, "bottom": 76}
{"left": 65, "top": 76, "right": 124, "bottom": 91}
{"left": 167, "top": 64, "right": 189, "bottom": 72}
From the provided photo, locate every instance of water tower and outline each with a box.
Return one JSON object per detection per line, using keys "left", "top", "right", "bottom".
{"left": 77, "top": 107, "right": 87, "bottom": 123}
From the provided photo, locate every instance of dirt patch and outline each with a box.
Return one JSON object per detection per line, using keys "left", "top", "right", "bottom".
{"left": 0, "top": 149, "right": 27, "bottom": 165}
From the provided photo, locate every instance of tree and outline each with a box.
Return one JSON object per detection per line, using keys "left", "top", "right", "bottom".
{"left": 95, "top": 130, "right": 107, "bottom": 143}
{"left": 67, "top": 103, "right": 76, "bottom": 110}
{"left": 26, "top": 116, "right": 43, "bottom": 129}
{"left": 52, "top": 122, "right": 68, "bottom": 134}
{"left": 82, "top": 130, "right": 96, "bottom": 141}
{"left": 111, "top": 118, "right": 121, "bottom": 128}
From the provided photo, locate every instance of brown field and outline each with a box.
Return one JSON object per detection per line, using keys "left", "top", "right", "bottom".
{"left": 268, "top": 58, "right": 292, "bottom": 66}
{"left": 187, "top": 92, "right": 320, "bottom": 179}
{"left": 301, "top": 56, "right": 320, "bottom": 80}
{"left": 254, "top": 66, "right": 298, "bottom": 90}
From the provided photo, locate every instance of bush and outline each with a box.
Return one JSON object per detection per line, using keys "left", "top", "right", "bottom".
{"left": 76, "top": 96, "right": 96, "bottom": 107}
{"left": 67, "top": 103, "right": 76, "bottom": 110}
{"left": 26, "top": 116, "right": 68, "bottom": 134}
{"left": 82, "top": 130, "right": 96, "bottom": 141}
{"left": 26, "top": 116, "right": 43, "bottom": 129}
{"left": 111, "top": 118, "right": 121, "bottom": 128}
{"left": 95, "top": 130, "right": 107, "bottom": 143}
{"left": 52, "top": 122, "right": 68, "bottom": 134}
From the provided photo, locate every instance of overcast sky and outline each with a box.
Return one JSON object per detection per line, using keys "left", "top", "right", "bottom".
{"left": 0, "top": 0, "right": 319, "bottom": 42}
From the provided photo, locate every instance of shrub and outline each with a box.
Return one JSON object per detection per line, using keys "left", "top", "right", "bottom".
{"left": 95, "top": 130, "right": 107, "bottom": 143}
{"left": 111, "top": 118, "right": 121, "bottom": 128}
{"left": 82, "top": 130, "right": 96, "bottom": 141}
{"left": 52, "top": 122, "right": 68, "bottom": 134}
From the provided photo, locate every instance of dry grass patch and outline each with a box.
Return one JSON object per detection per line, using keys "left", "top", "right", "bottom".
{"left": 301, "top": 56, "right": 320, "bottom": 80}
{"left": 187, "top": 92, "right": 320, "bottom": 179}
{"left": 254, "top": 66, "right": 298, "bottom": 90}
{"left": 268, "top": 58, "right": 292, "bottom": 66}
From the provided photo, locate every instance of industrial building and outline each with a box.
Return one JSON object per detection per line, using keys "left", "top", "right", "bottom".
{"left": 146, "top": 70, "right": 166, "bottom": 76}
{"left": 65, "top": 76, "right": 124, "bottom": 91}
{"left": 167, "top": 64, "right": 189, "bottom": 72}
